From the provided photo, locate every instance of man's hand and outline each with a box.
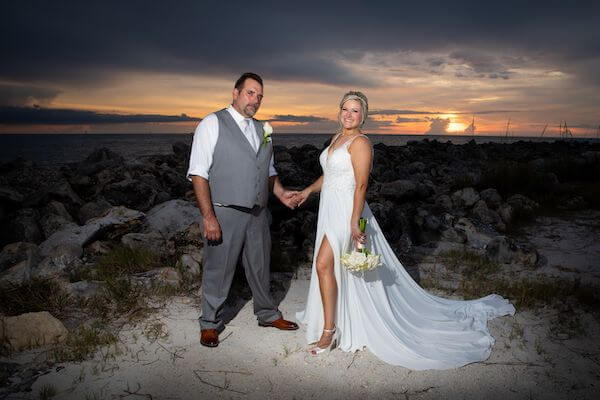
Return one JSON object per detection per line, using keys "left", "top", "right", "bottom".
{"left": 203, "top": 215, "right": 222, "bottom": 243}
{"left": 294, "top": 188, "right": 312, "bottom": 207}
{"left": 271, "top": 175, "right": 300, "bottom": 209}
{"left": 279, "top": 190, "right": 299, "bottom": 209}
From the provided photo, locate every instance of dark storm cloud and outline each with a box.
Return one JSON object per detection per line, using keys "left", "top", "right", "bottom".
{"left": 270, "top": 115, "right": 330, "bottom": 123}
{"left": 395, "top": 117, "right": 426, "bottom": 123}
{"left": 0, "top": 106, "right": 201, "bottom": 124}
{"left": 449, "top": 50, "right": 513, "bottom": 80}
{"left": 371, "top": 109, "right": 439, "bottom": 115}
{"left": 372, "top": 109, "right": 520, "bottom": 116}
{"left": 2, "top": 1, "right": 599, "bottom": 88}
{"left": 0, "top": 83, "right": 60, "bottom": 106}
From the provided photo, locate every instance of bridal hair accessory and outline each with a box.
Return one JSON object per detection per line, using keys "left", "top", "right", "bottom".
{"left": 263, "top": 122, "right": 273, "bottom": 145}
{"left": 341, "top": 217, "right": 381, "bottom": 273}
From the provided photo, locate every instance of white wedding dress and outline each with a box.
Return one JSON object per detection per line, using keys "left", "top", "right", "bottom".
{"left": 296, "top": 135, "right": 515, "bottom": 370}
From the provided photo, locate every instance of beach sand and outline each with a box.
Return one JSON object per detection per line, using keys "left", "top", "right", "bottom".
{"left": 5, "top": 212, "right": 600, "bottom": 400}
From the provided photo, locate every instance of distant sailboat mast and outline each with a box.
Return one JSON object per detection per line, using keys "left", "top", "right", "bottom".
{"left": 464, "top": 116, "right": 476, "bottom": 136}
{"left": 560, "top": 121, "right": 573, "bottom": 139}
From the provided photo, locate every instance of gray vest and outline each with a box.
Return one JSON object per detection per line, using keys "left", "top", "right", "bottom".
{"left": 208, "top": 109, "right": 272, "bottom": 209}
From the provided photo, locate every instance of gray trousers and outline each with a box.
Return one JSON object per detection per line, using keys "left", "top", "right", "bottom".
{"left": 200, "top": 206, "right": 281, "bottom": 330}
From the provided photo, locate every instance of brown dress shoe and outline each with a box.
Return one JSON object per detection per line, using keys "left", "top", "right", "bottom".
{"left": 259, "top": 317, "right": 299, "bottom": 330}
{"left": 200, "top": 329, "right": 219, "bottom": 347}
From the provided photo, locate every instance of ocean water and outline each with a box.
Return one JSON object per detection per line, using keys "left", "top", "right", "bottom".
{"left": 1, "top": 133, "right": 597, "bottom": 167}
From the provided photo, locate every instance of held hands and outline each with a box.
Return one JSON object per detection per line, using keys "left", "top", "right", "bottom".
{"left": 294, "top": 188, "right": 311, "bottom": 207}
{"left": 279, "top": 190, "right": 300, "bottom": 209}
{"left": 278, "top": 188, "right": 312, "bottom": 209}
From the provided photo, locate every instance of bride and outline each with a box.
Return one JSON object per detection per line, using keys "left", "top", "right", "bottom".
{"left": 294, "top": 91, "right": 515, "bottom": 369}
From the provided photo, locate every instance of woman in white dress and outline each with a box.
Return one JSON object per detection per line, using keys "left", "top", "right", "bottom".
{"left": 294, "top": 91, "right": 515, "bottom": 369}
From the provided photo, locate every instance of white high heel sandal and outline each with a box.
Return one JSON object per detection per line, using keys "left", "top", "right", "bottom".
{"left": 309, "top": 327, "right": 337, "bottom": 355}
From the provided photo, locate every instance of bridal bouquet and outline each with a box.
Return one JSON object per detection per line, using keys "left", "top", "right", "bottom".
{"left": 341, "top": 218, "right": 381, "bottom": 273}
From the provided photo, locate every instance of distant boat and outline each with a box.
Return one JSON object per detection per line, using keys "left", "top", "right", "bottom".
{"left": 559, "top": 121, "right": 573, "bottom": 139}
{"left": 464, "top": 116, "right": 476, "bottom": 135}
{"left": 505, "top": 118, "right": 511, "bottom": 138}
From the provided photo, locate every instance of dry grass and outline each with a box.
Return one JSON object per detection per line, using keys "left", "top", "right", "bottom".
{"left": 0, "top": 278, "right": 71, "bottom": 317}
{"left": 91, "top": 246, "right": 161, "bottom": 281}
{"left": 440, "top": 249, "right": 500, "bottom": 278}
{"left": 424, "top": 250, "right": 600, "bottom": 311}
{"left": 51, "top": 324, "right": 118, "bottom": 363}
{"left": 1, "top": 246, "right": 201, "bottom": 365}
{"left": 38, "top": 384, "right": 57, "bottom": 400}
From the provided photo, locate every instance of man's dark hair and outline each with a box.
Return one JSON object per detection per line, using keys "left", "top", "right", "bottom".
{"left": 234, "top": 72, "right": 263, "bottom": 90}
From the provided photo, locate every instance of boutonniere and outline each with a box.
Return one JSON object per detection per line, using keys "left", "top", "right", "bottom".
{"left": 263, "top": 122, "right": 273, "bottom": 145}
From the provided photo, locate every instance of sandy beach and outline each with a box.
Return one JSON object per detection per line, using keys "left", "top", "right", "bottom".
{"left": 9, "top": 264, "right": 600, "bottom": 399}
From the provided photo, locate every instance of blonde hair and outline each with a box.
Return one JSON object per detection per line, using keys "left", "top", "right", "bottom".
{"left": 338, "top": 91, "right": 369, "bottom": 129}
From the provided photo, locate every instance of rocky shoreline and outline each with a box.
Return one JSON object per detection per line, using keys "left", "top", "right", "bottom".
{"left": 1, "top": 138, "right": 600, "bottom": 398}
{"left": 0, "top": 139, "right": 599, "bottom": 347}
{"left": 2, "top": 138, "right": 600, "bottom": 287}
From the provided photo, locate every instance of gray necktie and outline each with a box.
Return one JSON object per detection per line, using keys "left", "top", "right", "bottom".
{"left": 244, "top": 119, "right": 259, "bottom": 152}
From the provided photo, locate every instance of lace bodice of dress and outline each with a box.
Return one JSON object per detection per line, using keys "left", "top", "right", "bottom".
{"left": 319, "top": 134, "right": 363, "bottom": 193}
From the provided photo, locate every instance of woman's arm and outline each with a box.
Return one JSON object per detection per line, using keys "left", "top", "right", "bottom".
{"left": 296, "top": 175, "right": 324, "bottom": 206}
{"left": 349, "top": 136, "right": 373, "bottom": 246}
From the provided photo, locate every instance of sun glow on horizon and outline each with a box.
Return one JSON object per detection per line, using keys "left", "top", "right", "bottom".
{"left": 447, "top": 122, "right": 466, "bottom": 132}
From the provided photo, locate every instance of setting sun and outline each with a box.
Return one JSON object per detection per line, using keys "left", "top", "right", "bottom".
{"left": 447, "top": 122, "right": 466, "bottom": 132}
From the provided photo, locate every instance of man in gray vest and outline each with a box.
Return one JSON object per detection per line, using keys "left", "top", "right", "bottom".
{"left": 187, "top": 72, "right": 299, "bottom": 347}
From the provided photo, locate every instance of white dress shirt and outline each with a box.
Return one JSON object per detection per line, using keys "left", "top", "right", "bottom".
{"left": 187, "top": 105, "right": 277, "bottom": 180}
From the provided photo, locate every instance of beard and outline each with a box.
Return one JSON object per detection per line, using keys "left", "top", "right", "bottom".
{"left": 244, "top": 104, "right": 259, "bottom": 117}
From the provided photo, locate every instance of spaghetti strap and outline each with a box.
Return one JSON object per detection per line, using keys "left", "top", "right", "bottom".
{"left": 343, "top": 134, "right": 369, "bottom": 148}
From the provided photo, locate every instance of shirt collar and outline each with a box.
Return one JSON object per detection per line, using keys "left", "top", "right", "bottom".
{"left": 227, "top": 105, "right": 250, "bottom": 125}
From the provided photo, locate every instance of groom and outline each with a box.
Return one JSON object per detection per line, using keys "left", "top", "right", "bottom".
{"left": 187, "top": 72, "right": 299, "bottom": 348}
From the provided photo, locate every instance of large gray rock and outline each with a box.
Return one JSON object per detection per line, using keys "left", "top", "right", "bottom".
{"left": 0, "top": 312, "right": 69, "bottom": 351}
{"left": 39, "top": 201, "right": 77, "bottom": 238}
{"left": 102, "top": 178, "right": 157, "bottom": 212}
{"left": 0, "top": 259, "right": 32, "bottom": 286}
{"left": 451, "top": 187, "right": 480, "bottom": 208}
{"left": 453, "top": 217, "right": 492, "bottom": 249}
{"left": 121, "top": 231, "right": 166, "bottom": 251}
{"left": 47, "top": 181, "right": 83, "bottom": 208}
{"left": 39, "top": 206, "right": 145, "bottom": 257}
{"left": 66, "top": 280, "right": 105, "bottom": 299}
{"left": 440, "top": 227, "right": 465, "bottom": 243}
{"left": 0, "top": 242, "right": 40, "bottom": 273}
{"left": 78, "top": 198, "right": 112, "bottom": 224}
{"left": 131, "top": 267, "right": 182, "bottom": 288}
{"left": 486, "top": 236, "right": 538, "bottom": 266}
{"left": 435, "top": 194, "right": 453, "bottom": 212}
{"left": 74, "top": 147, "right": 125, "bottom": 176}
{"left": 479, "top": 188, "right": 503, "bottom": 210}
{"left": 172, "top": 141, "right": 191, "bottom": 158}
{"left": 507, "top": 194, "right": 539, "bottom": 214}
{"left": 143, "top": 200, "right": 201, "bottom": 239}
{"left": 0, "top": 186, "right": 24, "bottom": 204}
{"left": 32, "top": 243, "right": 83, "bottom": 280}
{"left": 498, "top": 203, "right": 514, "bottom": 225}
{"left": 179, "top": 254, "right": 201, "bottom": 277}
{"left": 5, "top": 208, "right": 43, "bottom": 244}
{"left": 471, "top": 200, "right": 506, "bottom": 232}
{"left": 379, "top": 179, "right": 417, "bottom": 200}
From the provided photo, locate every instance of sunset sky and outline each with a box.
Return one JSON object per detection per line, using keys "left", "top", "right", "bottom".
{"left": 1, "top": 1, "right": 599, "bottom": 136}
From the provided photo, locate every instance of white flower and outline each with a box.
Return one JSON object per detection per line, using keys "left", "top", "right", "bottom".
{"left": 263, "top": 122, "right": 273, "bottom": 144}
{"left": 341, "top": 250, "right": 381, "bottom": 273}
